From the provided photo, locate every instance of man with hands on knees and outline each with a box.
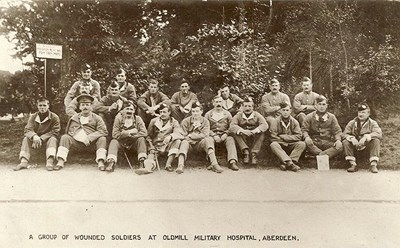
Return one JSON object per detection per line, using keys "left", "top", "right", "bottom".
{"left": 302, "top": 96, "right": 343, "bottom": 160}
{"left": 170, "top": 80, "right": 198, "bottom": 122}
{"left": 205, "top": 95, "right": 239, "bottom": 171}
{"left": 230, "top": 97, "right": 268, "bottom": 165}
{"left": 343, "top": 103, "right": 382, "bottom": 173}
{"left": 15, "top": 98, "right": 60, "bottom": 171}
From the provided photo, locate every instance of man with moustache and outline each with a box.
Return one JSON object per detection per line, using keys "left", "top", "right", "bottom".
{"left": 135, "top": 103, "right": 183, "bottom": 175}
{"left": 302, "top": 96, "right": 343, "bottom": 160}
{"left": 14, "top": 98, "right": 60, "bottom": 171}
{"left": 342, "top": 103, "right": 382, "bottom": 173}
{"left": 170, "top": 80, "right": 198, "bottom": 122}
{"left": 137, "top": 79, "right": 170, "bottom": 126}
{"left": 114, "top": 68, "right": 137, "bottom": 103}
{"left": 260, "top": 79, "right": 291, "bottom": 126}
{"left": 64, "top": 63, "right": 101, "bottom": 108}
{"left": 55, "top": 94, "right": 108, "bottom": 171}
{"left": 269, "top": 102, "right": 305, "bottom": 172}
{"left": 94, "top": 82, "right": 131, "bottom": 138}
{"left": 66, "top": 84, "right": 100, "bottom": 117}
{"left": 205, "top": 95, "right": 239, "bottom": 171}
{"left": 176, "top": 102, "right": 223, "bottom": 174}
{"left": 105, "top": 103, "right": 147, "bottom": 172}
{"left": 218, "top": 85, "right": 244, "bottom": 116}
{"left": 293, "top": 77, "right": 320, "bottom": 126}
{"left": 230, "top": 97, "right": 269, "bottom": 165}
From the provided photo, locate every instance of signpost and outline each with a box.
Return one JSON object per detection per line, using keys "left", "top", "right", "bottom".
{"left": 35, "top": 43, "right": 62, "bottom": 97}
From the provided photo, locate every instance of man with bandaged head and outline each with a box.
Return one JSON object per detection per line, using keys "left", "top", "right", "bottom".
{"left": 105, "top": 102, "right": 147, "bottom": 172}
{"left": 342, "top": 103, "right": 382, "bottom": 173}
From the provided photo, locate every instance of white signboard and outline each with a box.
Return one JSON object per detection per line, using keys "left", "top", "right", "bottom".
{"left": 36, "top": 43, "right": 62, "bottom": 59}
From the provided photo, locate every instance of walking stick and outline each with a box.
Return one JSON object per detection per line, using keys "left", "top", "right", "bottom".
{"left": 123, "top": 149, "right": 134, "bottom": 171}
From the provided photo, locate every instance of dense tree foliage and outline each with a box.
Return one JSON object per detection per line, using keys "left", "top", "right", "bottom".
{"left": 0, "top": 0, "right": 399, "bottom": 117}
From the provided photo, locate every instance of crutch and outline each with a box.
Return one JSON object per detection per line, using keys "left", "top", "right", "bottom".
{"left": 123, "top": 149, "right": 134, "bottom": 172}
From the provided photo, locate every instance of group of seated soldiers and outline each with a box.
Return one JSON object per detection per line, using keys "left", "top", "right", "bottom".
{"left": 14, "top": 63, "right": 383, "bottom": 174}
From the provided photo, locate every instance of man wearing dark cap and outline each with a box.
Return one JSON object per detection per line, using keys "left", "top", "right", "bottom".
{"left": 342, "top": 103, "right": 382, "bottom": 173}
{"left": 293, "top": 77, "right": 320, "bottom": 126}
{"left": 64, "top": 63, "right": 101, "bottom": 108}
{"left": 260, "top": 79, "right": 291, "bottom": 126}
{"left": 65, "top": 83, "right": 100, "bottom": 117}
{"left": 230, "top": 97, "right": 269, "bottom": 165}
{"left": 177, "top": 102, "right": 223, "bottom": 174}
{"left": 115, "top": 68, "right": 137, "bottom": 103}
{"left": 269, "top": 102, "right": 305, "bottom": 172}
{"left": 170, "top": 80, "right": 198, "bottom": 122}
{"left": 55, "top": 94, "right": 108, "bottom": 171}
{"left": 105, "top": 103, "right": 147, "bottom": 172}
{"left": 205, "top": 95, "right": 239, "bottom": 170}
{"left": 135, "top": 103, "right": 183, "bottom": 174}
{"left": 302, "top": 96, "right": 343, "bottom": 159}
{"left": 14, "top": 98, "right": 60, "bottom": 171}
{"left": 93, "top": 82, "right": 131, "bottom": 138}
{"left": 218, "top": 86, "right": 244, "bottom": 116}
{"left": 137, "top": 79, "right": 170, "bottom": 126}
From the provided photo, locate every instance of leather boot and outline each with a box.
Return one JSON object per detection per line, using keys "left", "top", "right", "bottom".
{"left": 105, "top": 158, "right": 115, "bottom": 172}
{"left": 228, "top": 160, "right": 239, "bottom": 171}
{"left": 212, "top": 163, "right": 224, "bottom": 173}
{"left": 370, "top": 162, "right": 378, "bottom": 173}
{"left": 347, "top": 162, "right": 357, "bottom": 173}
{"left": 98, "top": 160, "right": 105, "bottom": 171}
{"left": 250, "top": 153, "right": 258, "bottom": 165}
{"left": 243, "top": 152, "right": 250, "bottom": 164}
{"left": 287, "top": 162, "right": 300, "bottom": 172}
{"left": 165, "top": 155, "right": 174, "bottom": 172}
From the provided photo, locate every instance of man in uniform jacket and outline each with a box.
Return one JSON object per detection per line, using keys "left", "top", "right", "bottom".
{"left": 55, "top": 94, "right": 108, "bottom": 171}
{"left": 302, "top": 96, "right": 343, "bottom": 159}
{"left": 105, "top": 103, "right": 147, "bottom": 172}
{"left": 342, "top": 103, "right": 382, "bottom": 173}
{"left": 230, "top": 97, "right": 269, "bottom": 165}
{"left": 14, "top": 98, "right": 60, "bottom": 171}
{"left": 93, "top": 82, "right": 131, "bottom": 138}
{"left": 137, "top": 79, "right": 170, "bottom": 126}
{"left": 269, "top": 102, "right": 305, "bottom": 172}
{"left": 170, "top": 80, "right": 198, "bottom": 122}
{"left": 64, "top": 63, "right": 101, "bottom": 108}
{"left": 205, "top": 95, "right": 239, "bottom": 171}
{"left": 260, "top": 79, "right": 291, "bottom": 126}
{"left": 177, "top": 102, "right": 223, "bottom": 174}
{"left": 135, "top": 103, "right": 183, "bottom": 175}
{"left": 293, "top": 77, "right": 320, "bottom": 126}
{"left": 219, "top": 86, "right": 244, "bottom": 116}
{"left": 115, "top": 68, "right": 137, "bottom": 103}
{"left": 65, "top": 83, "right": 100, "bottom": 117}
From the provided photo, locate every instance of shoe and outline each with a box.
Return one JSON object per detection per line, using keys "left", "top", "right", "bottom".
{"left": 228, "top": 161, "right": 239, "bottom": 171}
{"left": 176, "top": 164, "right": 184, "bottom": 174}
{"left": 243, "top": 153, "right": 250, "bottom": 164}
{"left": 105, "top": 159, "right": 115, "bottom": 172}
{"left": 13, "top": 163, "right": 28, "bottom": 171}
{"left": 212, "top": 164, "right": 224, "bottom": 173}
{"left": 135, "top": 168, "right": 153, "bottom": 175}
{"left": 98, "top": 165, "right": 105, "bottom": 171}
{"left": 53, "top": 165, "right": 63, "bottom": 171}
{"left": 370, "top": 164, "right": 378, "bottom": 173}
{"left": 250, "top": 153, "right": 258, "bottom": 165}
{"left": 139, "top": 159, "right": 145, "bottom": 168}
{"left": 347, "top": 163, "right": 357, "bottom": 173}
{"left": 206, "top": 165, "right": 213, "bottom": 170}
{"left": 289, "top": 163, "right": 301, "bottom": 172}
{"left": 165, "top": 166, "right": 173, "bottom": 172}
{"left": 279, "top": 164, "right": 287, "bottom": 171}
{"left": 46, "top": 165, "right": 54, "bottom": 171}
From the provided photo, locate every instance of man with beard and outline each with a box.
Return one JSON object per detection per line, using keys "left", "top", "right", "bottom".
{"left": 137, "top": 79, "right": 170, "bottom": 126}
{"left": 205, "top": 95, "right": 239, "bottom": 171}
{"left": 114, "top": 68, "right": 137, "bottom": 103}
{"left": 260, "top": 79, "right": 291, "bottom": 126}
{"left": 302, "top": 96, "right": 343, "bottom": 160}
{"left": 230, "top": 97, "right": 269, "bottom": 165}
{"left": 105, "top": 103, "right": 147, "bottom": 172}
{"left": 64, "top": 63, "right": 101, "bottom": 108}
{"left": 176, "top": 102, "right": 223, "bottom": 174}
{"left": 65, "top": 84, "right": 100, "bottom": 117}
{"left": 269, "top": 102, "right": 305, "bottom": 172}
{"left": 170, "top": 80, "right": 198, "bottom": 122}
{"left": 55, "top": 94, "right": 108, "bottom": 171}
{"left": 342, "top": 103, "right": 382, "bottom": 173}
{"left": 135, "top": 103, "right": 183, "bottom": 175}
{"left": 218, "top": 86, "right": 243, "bottom": 116}
{"left": 14, "top": 98, "right": 60, "bottom": 171}
{"left": 293, "top": 77, "right": 320, "bottom": 126}
{"left": 93, "top": 82, "right": 131, "bottom": 138}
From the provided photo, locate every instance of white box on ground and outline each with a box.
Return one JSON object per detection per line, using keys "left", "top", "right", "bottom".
{"left": 36, "top": 43, "right": 62, "bottom": 59}
{"left": 317, "top": 154, "right": 330, "bottom": 170}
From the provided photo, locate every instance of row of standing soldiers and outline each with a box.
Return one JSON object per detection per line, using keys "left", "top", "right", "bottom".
{"left": 15, "top": 64, "right": 383, "bottom": 174}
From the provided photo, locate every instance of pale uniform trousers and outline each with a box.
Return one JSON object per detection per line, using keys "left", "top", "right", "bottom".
{"left": 213, "top": 136, "right": 238, "bottom": 163}
{"left": 57, "top": 135, "right": 107, "bottom": 164}
{"left": 234, "top": 133, "right": 265, "bottom": 155}
{"left": 148, "top": 139, "right": 181, "bottom": 161}
{"left": 178, "top": 137, "right": 216, "bottom": 161}
{"left": 20, "top": 136, "right": 58, "bottom": 161}
{"left": 343, "top": 139, "right": 380, "bottom": 163}
{"left": 270, "top": 141, "right": 306, "bottom": 163}
{"left": 107, "top": 137, "right": 147, "bottom": 162}
{"left": 307, "top": 138, "right": 342, "bottom": 159}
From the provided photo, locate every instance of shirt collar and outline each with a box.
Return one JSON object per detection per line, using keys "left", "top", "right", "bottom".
{"left": 242, "top": 112, "right": 255, "bottom": 121}
{"left": 35, "top": 112, "right": 50, "bottom": 124}
{"left": 154, "top": 117, "right": 172, "bottom": 131}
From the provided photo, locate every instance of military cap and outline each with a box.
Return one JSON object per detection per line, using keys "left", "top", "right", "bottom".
{"left": 192, "top": 101, "right": 202, "bottom": 109}
{"left": 243, "top": 96, "right": 254, "bottom": 103}
{"left": 357, "top": 103, "right": 370, "bottom": 111}
{"left": 77, "top": 94, "right": 94, "bottom": 103}
{"left": 81, "top": 63, "right": 91, "bottom": 71}
{"left": 315, "top": 95, "right": 328, "bottom": 103}
{"left": 269, "top": 78, "right": 280, "bottom": 85}
{"left": 279, "top": 102, "right": 290, "bottom": 109}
